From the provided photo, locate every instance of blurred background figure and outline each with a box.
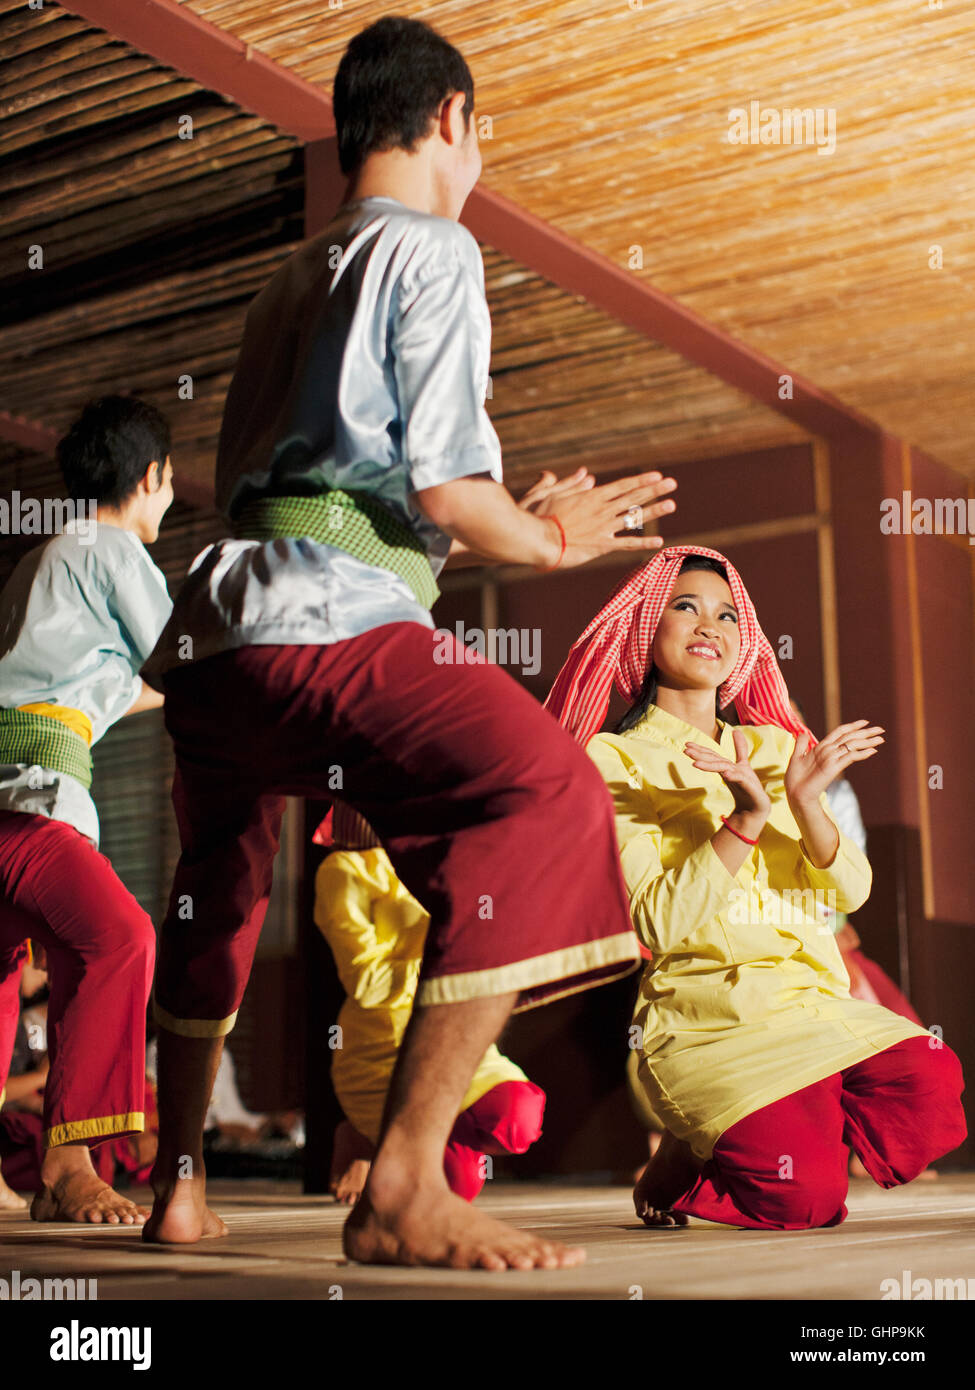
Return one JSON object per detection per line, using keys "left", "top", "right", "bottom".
{"left": 0, "top": 951, "right": 49, "bottom": 1203}
{"left": 313, "top": 803, "right": 546, "bottom": 1205}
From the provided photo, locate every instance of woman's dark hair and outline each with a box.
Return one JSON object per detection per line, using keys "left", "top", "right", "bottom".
{"left": 57, "top": 396, "right": 170, "bottom": 507}
{"left": 615, "top": 555, "right": 734, "bottom": 734}
{"left": 333, "top": 17, "right": 474, "bottom": 176}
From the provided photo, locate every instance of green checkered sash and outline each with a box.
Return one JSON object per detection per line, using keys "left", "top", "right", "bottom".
{"left": 233, "top": 491, "right": 439, "bottom": 610}
{"left": 0, "top": 709, "right": 93, "bottom": 789}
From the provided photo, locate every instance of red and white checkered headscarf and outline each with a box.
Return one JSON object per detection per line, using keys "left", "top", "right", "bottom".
{"left": 544, "top": 545, "right": 815, "bottom": 748}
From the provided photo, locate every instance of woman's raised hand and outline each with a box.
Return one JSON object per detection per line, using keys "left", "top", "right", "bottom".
{"left": 685, "top": 729, "right": 772, "bottom": 823}
{"left": 784, "top": 720, "right": 885, "bottom": 812}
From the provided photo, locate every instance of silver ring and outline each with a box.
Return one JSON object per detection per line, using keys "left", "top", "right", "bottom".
{"left": 624, "top": 504, "right": 644, "bottom": 532}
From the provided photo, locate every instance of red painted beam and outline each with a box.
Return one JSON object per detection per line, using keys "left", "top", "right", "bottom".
{"left": 60, "top": 0, "right": 336, "bottom": 142}
{"left": 304, "top": 138, "right": 347, "bottom": 237}
{"left": 461, "top": 187, "right": 880, "bottom": 441}
{"left": 61, "top": 0, "right": 879, "bottom": 441}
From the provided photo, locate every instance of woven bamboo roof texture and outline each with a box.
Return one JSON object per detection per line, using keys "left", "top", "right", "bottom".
{"left": 176, "top": 0, "right": 975, "bottom": 476}
{"left": 3, "top": 0, "right": 969, "bottom": 498}
{"left": 0, "top": 0, "right": 807, "bottom": 499}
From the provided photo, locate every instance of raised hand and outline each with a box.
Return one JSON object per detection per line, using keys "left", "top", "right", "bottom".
{"left": 685, "top": 728, "right": 772, "bottom": 824}
{"left": 784, "top": 721, "right": 884, "bottom": 813}
{"left": 547, "top": 470, "right": 677, "bottom": 568}
{"left": 516, "top": 467, "right": 595, "bottom": 514}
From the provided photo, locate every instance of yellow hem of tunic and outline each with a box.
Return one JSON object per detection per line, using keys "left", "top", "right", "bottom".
{"left": 153, "top": 1001, "right": 238, "bottom": 1038}
{"left": 414, "top": 932, "right": 642, "bottom": 1008}
{"left": 45, "top": 1112, "right": 145, "bottom": 1148}
{"left": 642, "top": 1016, "right": 932, "bottom": 1162}
{"left": 513, "top": 957, "right": 641, "bottom": 1014}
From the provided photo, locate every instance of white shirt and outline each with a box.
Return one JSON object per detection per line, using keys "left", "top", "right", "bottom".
{"left": 142, "top": 196, "right": 503, "bottom": 684}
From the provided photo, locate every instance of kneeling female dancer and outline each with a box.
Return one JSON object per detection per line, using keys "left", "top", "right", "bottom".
{"left": 545, "top": 546, "right": 966, "bottom": 1230}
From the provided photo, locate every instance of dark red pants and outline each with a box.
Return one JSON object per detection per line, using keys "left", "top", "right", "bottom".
{"left": 0, "top": 1111, "right": 43, "bottom": 1190}
{"left": 672, "top": 1036, "right": 966, "bottom": 1229}
{"left": 0, "top": 811, "right": 154, "bottom": 1148}
{"left": 154, "top": 629, "right": 638, "bottom": 1036}
{"left": 444, "top": 1080, "right": 546, "bottom": 1202}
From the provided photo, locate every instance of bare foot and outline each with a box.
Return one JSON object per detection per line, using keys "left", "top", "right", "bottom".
{"left": 32, "top": 1172, "right": 149, "bottom": 1225}
{"left": 633, "top": 1129, "right": 700, "bottom": 1229}
{"left": 344, "top": 1158, "right": 585, "bottom": 1270}
{"left": 0, "top": 1171, "right": 27, "bottom": 1210}
{"left": 329, "top": 1120, "right": 375, "bottom": 1206}
{"left": 142, "top": 1168, "right": 227, "bottom": 1244}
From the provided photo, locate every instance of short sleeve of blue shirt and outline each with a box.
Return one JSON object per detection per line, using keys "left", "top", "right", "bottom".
{"left": 392, "top": 227, "right": 503, "bottom": 494}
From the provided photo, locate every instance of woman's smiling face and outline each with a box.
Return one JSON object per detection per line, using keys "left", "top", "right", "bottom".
{"left": 651, "top": 568, "right": 741, "bottom": 693}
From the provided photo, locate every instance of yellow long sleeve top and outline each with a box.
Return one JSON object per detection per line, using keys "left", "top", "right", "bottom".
{"left": 314, "top": 846, "right": 527, "bottom": 1144}
{"left": 588, "top": 704, "right": 928, "bottom": 1160}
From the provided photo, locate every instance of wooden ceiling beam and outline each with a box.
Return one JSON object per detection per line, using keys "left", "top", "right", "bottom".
{"left": 461, "top": 187, "right": 879, "bottom": 441}
{"left": 58, "top": 0, "right": 336, "bottom": 142}
{"left": 59, "top": 0, "right": 880, "bottom": 442}
{"left": 0, "top": 410, "right": 57, "bottom": 455}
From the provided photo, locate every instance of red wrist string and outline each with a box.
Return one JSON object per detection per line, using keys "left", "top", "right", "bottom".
{"left": 720, "top": 814, "right": 759, "bottom": 846}
{"left": 538, "top": 515, "right": 566, "bottom": 572}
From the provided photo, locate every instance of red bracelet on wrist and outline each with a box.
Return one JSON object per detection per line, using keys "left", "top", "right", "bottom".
{"left": 537, "top": 515, "right": 566, "bottom": 572}
{"left": 720, "top": 814, "right": 759, "bottom": 846}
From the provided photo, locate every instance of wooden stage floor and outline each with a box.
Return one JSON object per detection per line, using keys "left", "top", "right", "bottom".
{"left": 2, "top": 1174, "right": 973, "bottom": 1301}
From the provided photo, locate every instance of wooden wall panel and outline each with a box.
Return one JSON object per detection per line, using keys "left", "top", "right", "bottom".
{"left": 656, "top": 443, "right": 816, "bottom": 538}
{"left": 829, "top": 431, "right": 919, "bottom": 828}
{"left": 908, "top": 447, "right": 975, "bottom": 925}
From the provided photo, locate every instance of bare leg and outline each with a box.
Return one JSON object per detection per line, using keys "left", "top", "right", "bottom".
{"left": 32, "top": 1143, "right": 150, "bottom": 1224}
{"left": 633, "top": 1129, "right": 701, "bottom": 1229}
{"left": 142, "top": 1031, "right": 228, "bottom": 1243}
{"left": 329, "top": 1120, "right": 374, "bottom": 1206}
{"left": 344, "top": 992, "right": 585, "bottom": 1270}
{"left": 632, "top": 1128, "right": 663, "bottom": 1185}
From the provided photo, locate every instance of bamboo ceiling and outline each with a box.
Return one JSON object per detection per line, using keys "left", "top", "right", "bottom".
{"left": 0, "top": 0, "right": 806, "bottom": 501}
{"left": 167, "top": 0, "right": 974, "bottom": 477}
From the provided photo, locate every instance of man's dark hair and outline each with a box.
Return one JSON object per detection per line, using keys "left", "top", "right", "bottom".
{"left": 333, "top": 16, "right": 474, "bottom": 176}
{"left": 57, "top": 396, "right": 170, "bottom": 507}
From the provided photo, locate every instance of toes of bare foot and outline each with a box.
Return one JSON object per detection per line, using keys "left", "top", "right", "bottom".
{"left": 32, "top": 1178, "right": 147, "bottom": 1226}
{"left": 640, "top": 1207, "right": 688, "bottom": 1228}
{"left": 345, "top": 1188, "right": 586, "bottom": 1271}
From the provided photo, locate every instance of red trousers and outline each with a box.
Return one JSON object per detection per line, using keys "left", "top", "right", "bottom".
{"left": 444, "top": 1080, "right": 546, "bottom": 1202}
{"left": 0, "top": 1110, "right": 43, "bottom": 1189}
{"left": 154, "top": 629, "right": 638, "bottom": 1036}
{"left": 672, "top": 1036, "right": 967, "bottom": 1229}
{"left": 0, "top": 811, "right": 154, "bottom": 1148}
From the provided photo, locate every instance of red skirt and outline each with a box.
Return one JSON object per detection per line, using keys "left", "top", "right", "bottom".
{"left": 153, "top": 625, "right": 640, "bottom": 1038}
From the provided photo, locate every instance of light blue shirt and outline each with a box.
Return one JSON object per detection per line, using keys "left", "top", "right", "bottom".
{"left": 142, "top": 196, "right": 503, "bottom": 684}
{"left": 0, "top": 522, "right": 172, "bottom": 843}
